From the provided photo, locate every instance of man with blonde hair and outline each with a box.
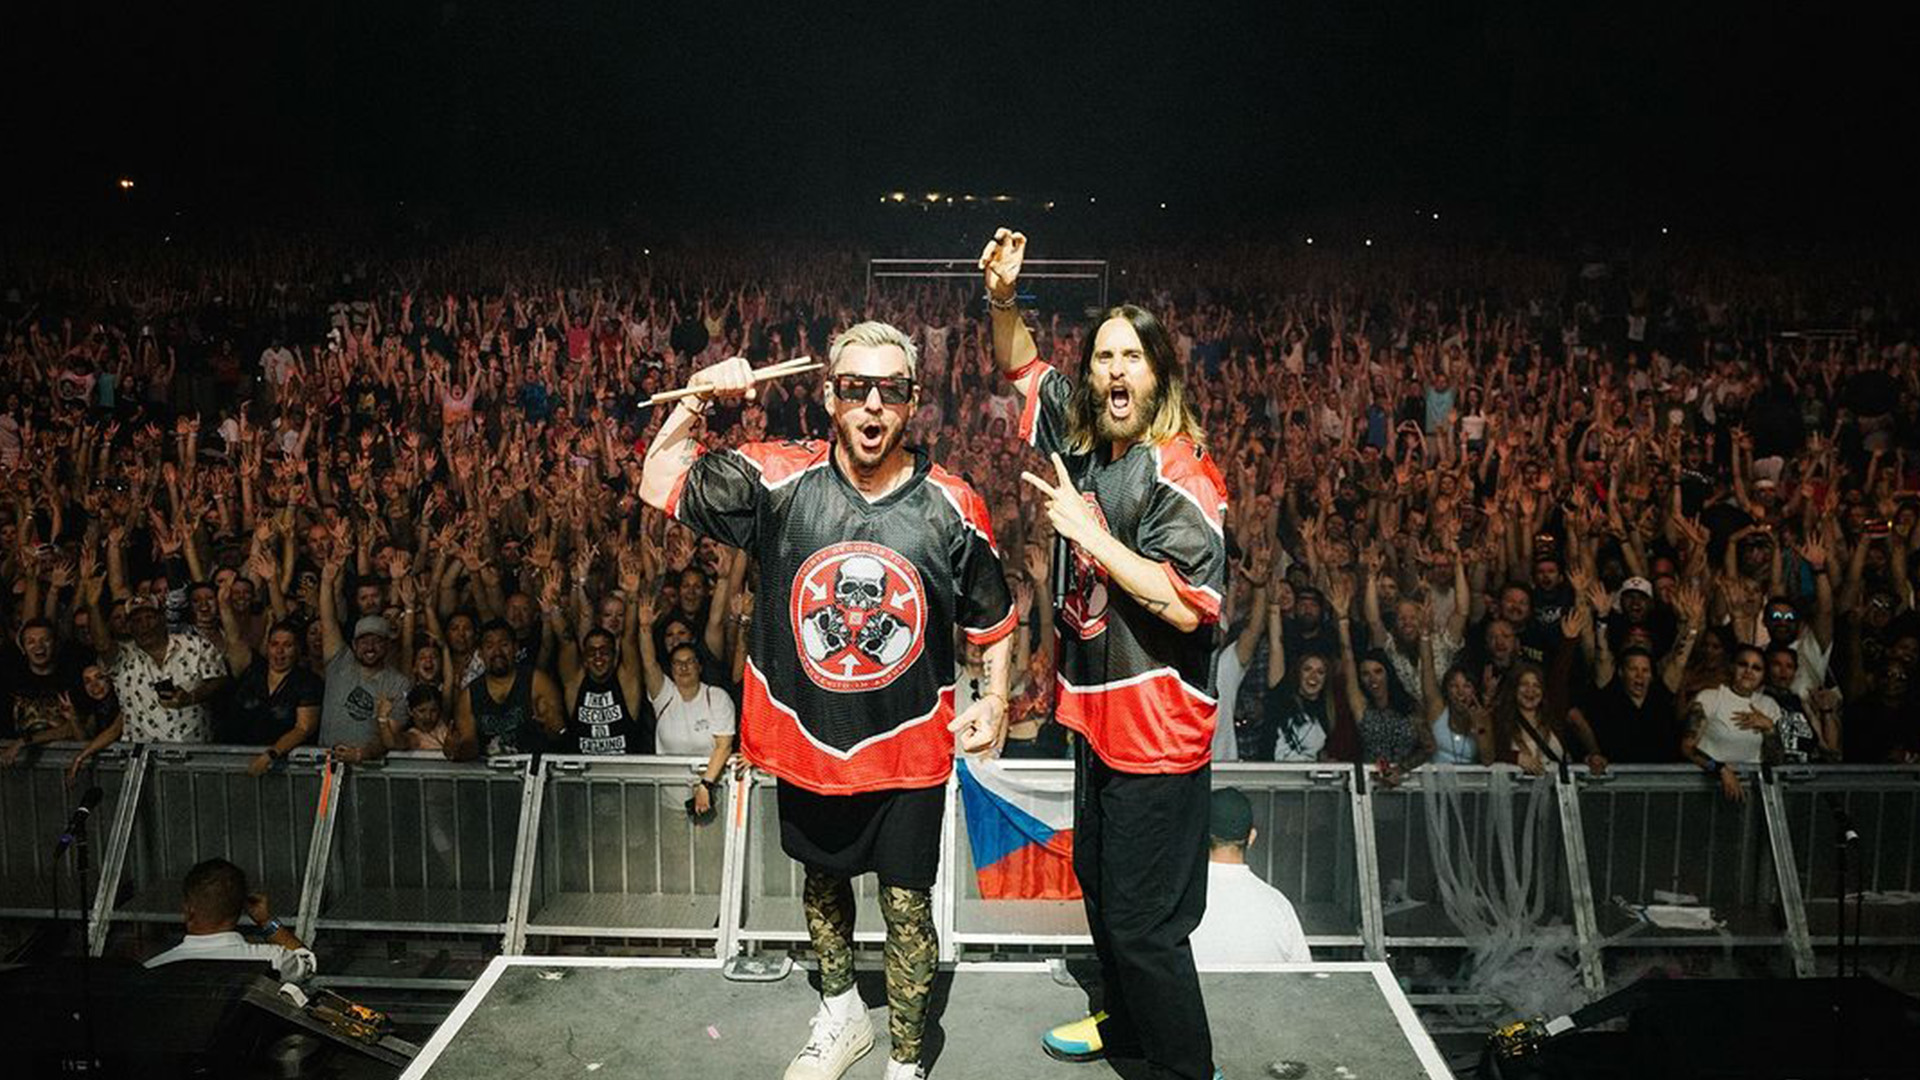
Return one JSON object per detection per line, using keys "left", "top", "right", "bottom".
{"left": 640, "top": 321, "right": 1016, "bottom": 1080}
{"left": 982, "top": 229, "right": 1228, "bottom": 1080}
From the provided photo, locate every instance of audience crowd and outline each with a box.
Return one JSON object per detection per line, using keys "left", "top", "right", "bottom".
{"left": 4, "top": 231, "right": 1919, "bottom": 803}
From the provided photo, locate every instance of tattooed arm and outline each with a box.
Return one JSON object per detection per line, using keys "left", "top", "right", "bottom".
{"left": 1680, "top": 696, "right": 1744, "bottom": 802}
{"left": 638, "top": 356, "right": 754, "bottom": 513}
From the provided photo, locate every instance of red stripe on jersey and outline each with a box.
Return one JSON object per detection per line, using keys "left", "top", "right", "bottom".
{"left": 739, "top": 439, "right": 830, "bottom": 488}
{"left": 1055, "top": 669, "right": 1216, "bottom": 774}
{"left": 663, "top": 444, "right": 707, "bottom": 520}
{"left": 740, "top": 659, "right": 958, "bottom": 795}
{"left": 1153, "top": 437, "right": 1228, "bottom": 533}
{"left": 1162, "top": 562, "right": 1222, "bottom": 625}
{"left": 1015, "top": 363, "right": 1054, "bottom": 446}
{"left": 927, "top": 465, "right": 1000, "bottom": 551}
{"left": 964, "top": 602, "right": 1018, "bottom": 645}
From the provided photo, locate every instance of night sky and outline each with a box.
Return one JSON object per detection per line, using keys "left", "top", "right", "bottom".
{"left": 5, "top": 1, "right": 1914, "bottom": 240}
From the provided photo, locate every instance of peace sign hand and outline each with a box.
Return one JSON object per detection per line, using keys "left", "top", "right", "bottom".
{"left": 1021, "top": 454, "right": 1104, "bottom": 550}
{"left": 978, "top": 228, "right": 1027, "bottom": 303}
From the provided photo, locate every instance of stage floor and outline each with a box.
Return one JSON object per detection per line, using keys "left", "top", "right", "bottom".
{"left": 402, "top": 958, "right": 1453, "bottom": 1079}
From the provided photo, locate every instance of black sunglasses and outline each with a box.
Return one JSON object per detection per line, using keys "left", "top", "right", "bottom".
{"left": 832, "top": 374, "right": 915, "bottom": 405}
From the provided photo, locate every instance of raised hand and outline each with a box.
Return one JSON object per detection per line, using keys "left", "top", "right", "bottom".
{"left": 1021, "top": 454, "right": 1106, "bottom": 549}
{"left": 978, "top": 228, "right": 1027, "bottom": 301}
{"left": 686, "top": 355, "right": 756, "bottom": 405}
{"left": 1327, "top": 575, "right": 1354, "bottom": 619}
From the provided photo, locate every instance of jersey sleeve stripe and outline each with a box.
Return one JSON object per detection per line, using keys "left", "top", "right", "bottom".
{"left": 738, "top": 439, "right": 830, "bottom": 490}
{"left": 1015, "top": 363, "right": 1054, "bottom": 447}
{"left": 1151, "top": 443, "right": 1227, "bottom": 535}
{"left": 964, "top": 603, "right": 1018, "bottom": 645}
{"left": 927, "top": 467, "right": 1000, "bottom": 554}
{"left": 1162, "top": 563, "right": 1223, "bottom": 624}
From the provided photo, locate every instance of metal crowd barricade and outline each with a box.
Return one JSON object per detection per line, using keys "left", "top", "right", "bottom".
{"left": 941, "top": 761, "right": 1371, "bottom": 956}
{"left": 107, "top": 744, "right": 330, "bottom": 955}
{"left": 1367, "top": 765, "right": 1580, "bottom": 972}
{"left": 0, "top": 742, "right": 140, "bottom": 954}
{"left": 307, "top": 753, "right": 534, "bottom": 946}
{"left": 1567, "top": 763, "right": 1809, "bottom": 980}
{"left": 1773, "top": 764, "right": 1920, "bottom": 961}
{"left": 729, "top": 767, "right": 931, "bottom": 954}
{"left": 508, "top": 755, "right": 734, "bottom": 955}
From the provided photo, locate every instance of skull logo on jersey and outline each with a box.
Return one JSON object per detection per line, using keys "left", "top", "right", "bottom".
{"left": 1060, "top": 492, "right": 1112, "bottom": 640}
{"left": 791, "top": 541, "right": 927, "bottom": 692}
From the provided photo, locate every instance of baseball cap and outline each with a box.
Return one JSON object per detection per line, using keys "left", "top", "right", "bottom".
{"left": 1619, "top": 577, "right": 1654, "bottom": 598}
{"left": 353, "top": 615, "right": 395, "bottom": 640}
{"left": 1209, "top": 788, "right": 1254, "bottom": 844}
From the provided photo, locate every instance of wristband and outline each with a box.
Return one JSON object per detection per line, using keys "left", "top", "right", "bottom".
{"left": 260, "top": 918, "right": 282, "bottom": 936}
{"left": 985, "top": 292, "right": 1017, "bottom": 311}
{"left": 1700, "top": 756, "right": 1722, "bottom": 775}
{"left": 266, "top": 747, "right": 284, "bottom": 761}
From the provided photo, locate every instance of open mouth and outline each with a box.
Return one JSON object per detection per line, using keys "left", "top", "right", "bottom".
{"left": 1106, "top": 384, "right": 1133, "bottom": 420}
{"left": 856, "top": 420, "right": 887, "bottom": 454}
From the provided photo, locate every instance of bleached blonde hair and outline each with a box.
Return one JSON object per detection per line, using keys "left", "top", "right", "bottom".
{"left": 828, "top": 321, "right": 919, "bottom": 380}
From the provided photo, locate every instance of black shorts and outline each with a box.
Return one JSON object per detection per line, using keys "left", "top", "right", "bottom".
{"left": 777, "top": 780, "right": 945, "bottom": 890}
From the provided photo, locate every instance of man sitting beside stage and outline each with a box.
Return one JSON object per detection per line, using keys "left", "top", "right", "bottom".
{"left": 144, "top": 858, "right": 316, "bottom": 984}
{"left": 1045, "top": 787, "right": 1311, "bottom": 1063}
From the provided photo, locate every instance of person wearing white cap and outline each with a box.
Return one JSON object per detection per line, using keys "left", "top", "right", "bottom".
{"left": 317, "top": 554, "right": 411, "bottom": 762}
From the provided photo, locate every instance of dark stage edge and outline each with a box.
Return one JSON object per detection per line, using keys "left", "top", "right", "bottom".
{"left": 402, "top": 959, "right": 1452, "bottom": 1079}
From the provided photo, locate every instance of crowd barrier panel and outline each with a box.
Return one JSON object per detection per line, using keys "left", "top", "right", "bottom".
{"left": 726, "top": 767, "right": 954, "bottom": 959}
{"left": 940, "top": 761, "right": 1372, "bottom": 956}
{"left": 507, "top": 755, "right": 735, "bottom": 956}
{"left": 1565, "top": 763, "right": 1812, "bottom": 981}
{"left": 0, "top": 742, "right": 140, "bottom": 954}
{"left": 305, "top": 752, "right": 535, "bottom": 947}
{"left": 102, "top": 744, "right": 329, "bottom": 939}
{"left": 1773, "top": 764, "right": 1920, "bottom": 960}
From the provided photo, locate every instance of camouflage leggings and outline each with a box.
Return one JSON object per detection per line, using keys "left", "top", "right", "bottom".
{"left": 802, "top": 867, "right": 938, "bottom": 1063}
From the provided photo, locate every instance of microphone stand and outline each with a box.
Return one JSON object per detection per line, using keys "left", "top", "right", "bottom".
{"left": 66, "top": 811, "right": 100, "bottom": 1071}
{"left": 1822, "top": 792, "right": 1859, "bottom": 980}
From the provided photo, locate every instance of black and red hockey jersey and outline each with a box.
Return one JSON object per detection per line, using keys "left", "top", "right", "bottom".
{"left": 667, "top": 440, "right": 1014, "bottom": 795}
{"left": 1015, "top": 362, "right": 1228, "bottom": 774}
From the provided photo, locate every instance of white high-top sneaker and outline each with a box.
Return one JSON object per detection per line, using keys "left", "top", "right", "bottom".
{"left": 783, "top": 988, "right": 874, "bottom": 1080}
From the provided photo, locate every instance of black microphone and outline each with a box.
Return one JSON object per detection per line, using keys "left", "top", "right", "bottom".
{"left": 54, "top": 787, "right": 104, "bottom": 855}
{"left": 1821, "top": 791, "right": 1860, "bottom": 845}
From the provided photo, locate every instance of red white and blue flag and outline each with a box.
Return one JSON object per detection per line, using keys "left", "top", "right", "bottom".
{"left": 956, "top": 759, "right": 1081, "bottom": 900}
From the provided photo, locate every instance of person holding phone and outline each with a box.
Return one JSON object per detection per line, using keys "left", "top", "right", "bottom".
{"left": 81, "top": 591, "right": 228, "bottom": 745}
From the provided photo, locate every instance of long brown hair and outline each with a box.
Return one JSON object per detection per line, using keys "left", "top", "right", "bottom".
{"left": 1066, "top": 304, "right": 1209, "bottom": 455}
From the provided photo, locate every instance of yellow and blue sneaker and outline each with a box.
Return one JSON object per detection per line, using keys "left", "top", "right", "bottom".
{"left": 1040, "top": 1012, "right": 1108, "bottom": 1063}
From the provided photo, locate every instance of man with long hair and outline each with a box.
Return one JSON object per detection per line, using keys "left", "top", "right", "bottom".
{"left": 640, "top": 322, "right": 1015, "bottom": 1080}
{"left": 980, "top": 229, "right": 1227, "bottom": 1080}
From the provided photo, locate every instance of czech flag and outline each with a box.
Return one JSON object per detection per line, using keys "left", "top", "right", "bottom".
{"left": 956, "top": 759, "right": 1081, "bottom": 900}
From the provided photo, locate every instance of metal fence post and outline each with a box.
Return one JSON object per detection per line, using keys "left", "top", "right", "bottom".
{"left": 1350, "top": 764, "right": 1387, "bottom": 962}
{"left": 713, "top": 767, "right": 750, "bottom": 962}
{"left": 935, "top": 773, "right": 958, "bottom": 964}
{"left": 294, "top": 755, "right": 344, "bottom": 946}
{"left": 1555, "top": 767, "right": 1606, "bottom": 994}
{"left": 86, "top": 746, "right": 148, "bottom": 957}
{"left": 502, "top": 757, "right": 546, "bottom": 956}
{"left": 1758, "top": 768, "right": 1817, "bottom": 977}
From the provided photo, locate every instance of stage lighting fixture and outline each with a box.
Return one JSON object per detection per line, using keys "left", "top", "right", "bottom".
{"left": 117, "top": 178, "right": 134, "bottom": 190}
